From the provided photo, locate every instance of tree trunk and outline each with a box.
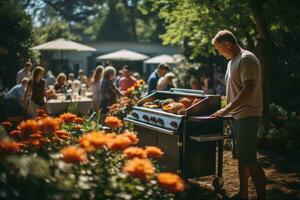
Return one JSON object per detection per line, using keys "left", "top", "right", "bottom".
{"left": 249, "top": 0, "right": 276, "bottom": 119}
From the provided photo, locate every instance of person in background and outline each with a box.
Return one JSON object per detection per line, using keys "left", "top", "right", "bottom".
{"left": 214, "top": 67, "right": 226, "bottom": 95}
{"left": 78, "top": 69, "right": 88, "bottom": 85}
{"left": 201, "top": 73, "right": 214, "bottom": 94}
{"left": 99, "top": 66, "right": 123, "bottom": 114}
{"left": 147, "top": 63, "right": 169, "bottom": 94}
{"left": 67, "top": 73, "right": 75, "bottom": 89}
{"left": 24, "top": 66, "right": 46, "bottom": 117}
{"left": 16, "top": 61, "right": 32, "bottom": 84}
{"left": 189, "top": 77, "right": 202, "bottom": 90}
{"left": 157, "top": 72, "right": 175, "bottom": 91}
{"left": 115, "top": 69, "right": 123, "bottom": 88}
{"left": 4, "top": 77, "right": 28, "bottom": 117}
{"left": 91, "top": 65, "right": 104, "bottom": 111}
{"left": 119, "top": 65, "right": 137, "bottom": 92}
{"left": 45, "top": 70, "right": 56, "bottom": 88}
{"left": 54, "top": 73, "right": 67, "bottom": 93}
{"left": 211, "top": 30, "right": 265, "bottom": 200}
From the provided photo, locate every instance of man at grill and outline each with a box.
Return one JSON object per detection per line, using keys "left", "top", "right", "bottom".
{"left": 211, "top": 30, "right": 266, "bottom": 200}
{"left": 147, "top": 63, "right": 169, "bottom": 94}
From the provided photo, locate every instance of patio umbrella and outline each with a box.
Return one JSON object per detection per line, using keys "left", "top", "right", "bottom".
{"left": 31, "top": 38, "right": 96, "bottom": 70}
{"left": 144, "top": 54, "right": 175, "bottom": 64}
{"left": 96, "top": 49, "right": 149, "bottom": 61}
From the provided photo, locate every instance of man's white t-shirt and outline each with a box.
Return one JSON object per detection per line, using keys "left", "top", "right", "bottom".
{"left": 225, "top": 49, "right": 263, "bottom": 119}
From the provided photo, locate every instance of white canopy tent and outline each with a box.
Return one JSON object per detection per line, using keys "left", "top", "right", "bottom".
{"left": 144, "top": 54, "right": 175, "bottom": 64}
{"left": 96, "top": 49, "right": 149, "bottom": 61}
{"left": 31, "top": 38, "right": 96, "bottom": 70}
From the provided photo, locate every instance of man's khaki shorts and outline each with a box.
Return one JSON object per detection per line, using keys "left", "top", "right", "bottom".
{"left": 232, "top": 117, "right": 261, "bottom": 164}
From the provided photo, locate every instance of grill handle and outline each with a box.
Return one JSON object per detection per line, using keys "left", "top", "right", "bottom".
{"left": 124, "top": 118, "right": 176, "bottom": 135}
{"left": 170, "top": 88, "right": 205, "bottom": 95}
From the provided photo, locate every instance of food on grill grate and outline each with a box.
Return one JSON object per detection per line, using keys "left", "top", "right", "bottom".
{"left": 143, "top": 102, "right": 160, "bottom": 108}
{"left": 177, "top": 108, "right": 186, "bottom": 115}
{"left": 179, "top": 97, "right": 192, "bottom": 108}
{"left": 161, "top": 98, "right": 175, "bottom": 106}
{"left": 162, "top": 102, "right": 185, "bottom": 114}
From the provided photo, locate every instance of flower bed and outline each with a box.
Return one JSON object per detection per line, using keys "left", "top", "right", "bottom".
{"left": 0, "top": 110, "right": 185, "bottom": 200}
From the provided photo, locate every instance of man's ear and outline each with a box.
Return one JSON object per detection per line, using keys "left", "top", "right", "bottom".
{"left": 224, "top": 41, "right": 231, "bottom": 49}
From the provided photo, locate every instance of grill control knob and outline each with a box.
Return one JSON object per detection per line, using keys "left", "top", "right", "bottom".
{"left": 150, "top": 116, "right": 157, "bottom": 123}
{"left": 132, "top": 112, "right": 139, "bottom": 119}
{"left": 142, "top": 115, "right": 149, "bottom": 121}
{"left": 170, "top": 121, "right": 178, "bottom": 128}
{"left": 157, "top": 118, "right": 164, "bottom": 126}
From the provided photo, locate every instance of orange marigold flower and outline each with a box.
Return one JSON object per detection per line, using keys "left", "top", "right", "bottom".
{"left": 54, "top": 130, "right": 69, "bottom": 137}
{"left": 59, "top": 113, "right": 77, "bottom": 123}
{"left": 61, "top": 146, "right": 87, "bottom": 164}
{"left": 138, "top": 79, "right": 145, "bottom": 85}
{"left": 73, "top": 124, "right": 82, "bottom": 131}
{"left": 54, "top": 130, "right": 71, "bottom": 140}
{"left": 123, "top": 158, "right": 154, "bottom": 180}
{"left": 104, "top": 116, "right": 123, "bottom": 128}
{"left": 79, "top": 131, "right": 110, "bottom": 152}
{"left": 18, "top": 120, "right": 39, "bottom": 137}
{"left": 74, "top": 117, "right": 84, "bottom": 124}
{"left": 59, "top": 135, "right": 71, "bottom": 140}
{"left": 30, "top": 132, "right": 43, "bottom": 139}
{"left": 108, "top": 135, "right": 132, "bottom": 151}
{"left": 145, "top": 146, "right": 164, "bottom": 159}
{"left": 40, "top": 138, "right": 51, "bottom": 144}
{"left": 0, "top": 140, "right": 21, "bottom": 153}
{"left": 1, "top": 121, "right": 12, "bottom": 130}
{"left": 121, "top": 132, "right": 139, "bottom": 145}
{"left": 123, "top": 147, "right": 146, "bottom": 159}
{"left": 28, "top": 139, "right": 41, "bottom": 147}
{"left": 157, "top": 173, "right": 185, "bottom": 193}
{"left": 38, "top": 117, "right": 60, "bottom": 134}
{"left": 9, "top": 130, "right": 22, "bottom": 138}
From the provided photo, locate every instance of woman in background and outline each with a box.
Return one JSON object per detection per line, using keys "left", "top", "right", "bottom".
{"left": 99, "top": 66, "right": 123, "bottom": 114}
{"left": 91, "top": 65, "right": 104, "bottom": 111}
{"left": 54, "top": 73, "right": 67, "bottom": 93}
{"left": 24, "top": 66, "right": 46, "bottom": 117}
{"left": 157, "top": 72, "right": 175, "bottom": 91}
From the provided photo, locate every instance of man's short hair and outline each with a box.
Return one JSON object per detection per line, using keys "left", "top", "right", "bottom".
{"left": 211, "top": 30, "right": 238, "bottom": 45}
{"left": 157, "top": 63, "right": 169, "bottom": 71}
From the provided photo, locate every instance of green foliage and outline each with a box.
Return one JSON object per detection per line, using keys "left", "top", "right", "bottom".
{"left": 25, "top": 0, "right": 164, "bottom": 43}
{"left": 0, "top": 0, "right": 33, "bottom": 88}
{"left": 141, "top": 0, "right": 300, "bottom": 59}
{"left": 33, "top": 21, "right": 79, "bottom": 45}
{"left": 97, "top": 0, "right": 132, "bottom": 41}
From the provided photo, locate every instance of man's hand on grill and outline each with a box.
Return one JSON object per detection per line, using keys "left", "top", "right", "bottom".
{"left": 210, "top": 107, "right": 230, "bottom": 118}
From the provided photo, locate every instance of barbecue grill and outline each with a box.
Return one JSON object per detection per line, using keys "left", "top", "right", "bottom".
{"left": 124, "top": 88, "right": 232, "bottom": 188}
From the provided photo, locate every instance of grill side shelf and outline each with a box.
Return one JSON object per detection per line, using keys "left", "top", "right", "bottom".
{"left": 188, "top": 115, "right": 233, "bottom": 121}
{"left": 189, "top": 134, "right": 232, "bottom": 142}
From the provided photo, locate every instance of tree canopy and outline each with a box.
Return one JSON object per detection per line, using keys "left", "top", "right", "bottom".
{"left": 24, "top": 0, "right": 165, "bottom": 43}
{"left": 141, "top": 0, "right": 300, "bottom": 112}
{"left": 0, "top": 0, "right": 33, "bottom": 87}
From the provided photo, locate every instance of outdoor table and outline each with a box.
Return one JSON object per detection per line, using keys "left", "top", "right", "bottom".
{"left": 45, "top": 98, "right": 93, "bottom": 116}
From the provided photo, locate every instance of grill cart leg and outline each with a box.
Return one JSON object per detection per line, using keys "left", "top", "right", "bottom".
{"left": 213, "top": 140, "right": 224, "bottom": 192}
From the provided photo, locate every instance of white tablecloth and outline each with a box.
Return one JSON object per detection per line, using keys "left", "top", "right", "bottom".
{"left": 45, "top": 98, "right": 93, "bottom": 115}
